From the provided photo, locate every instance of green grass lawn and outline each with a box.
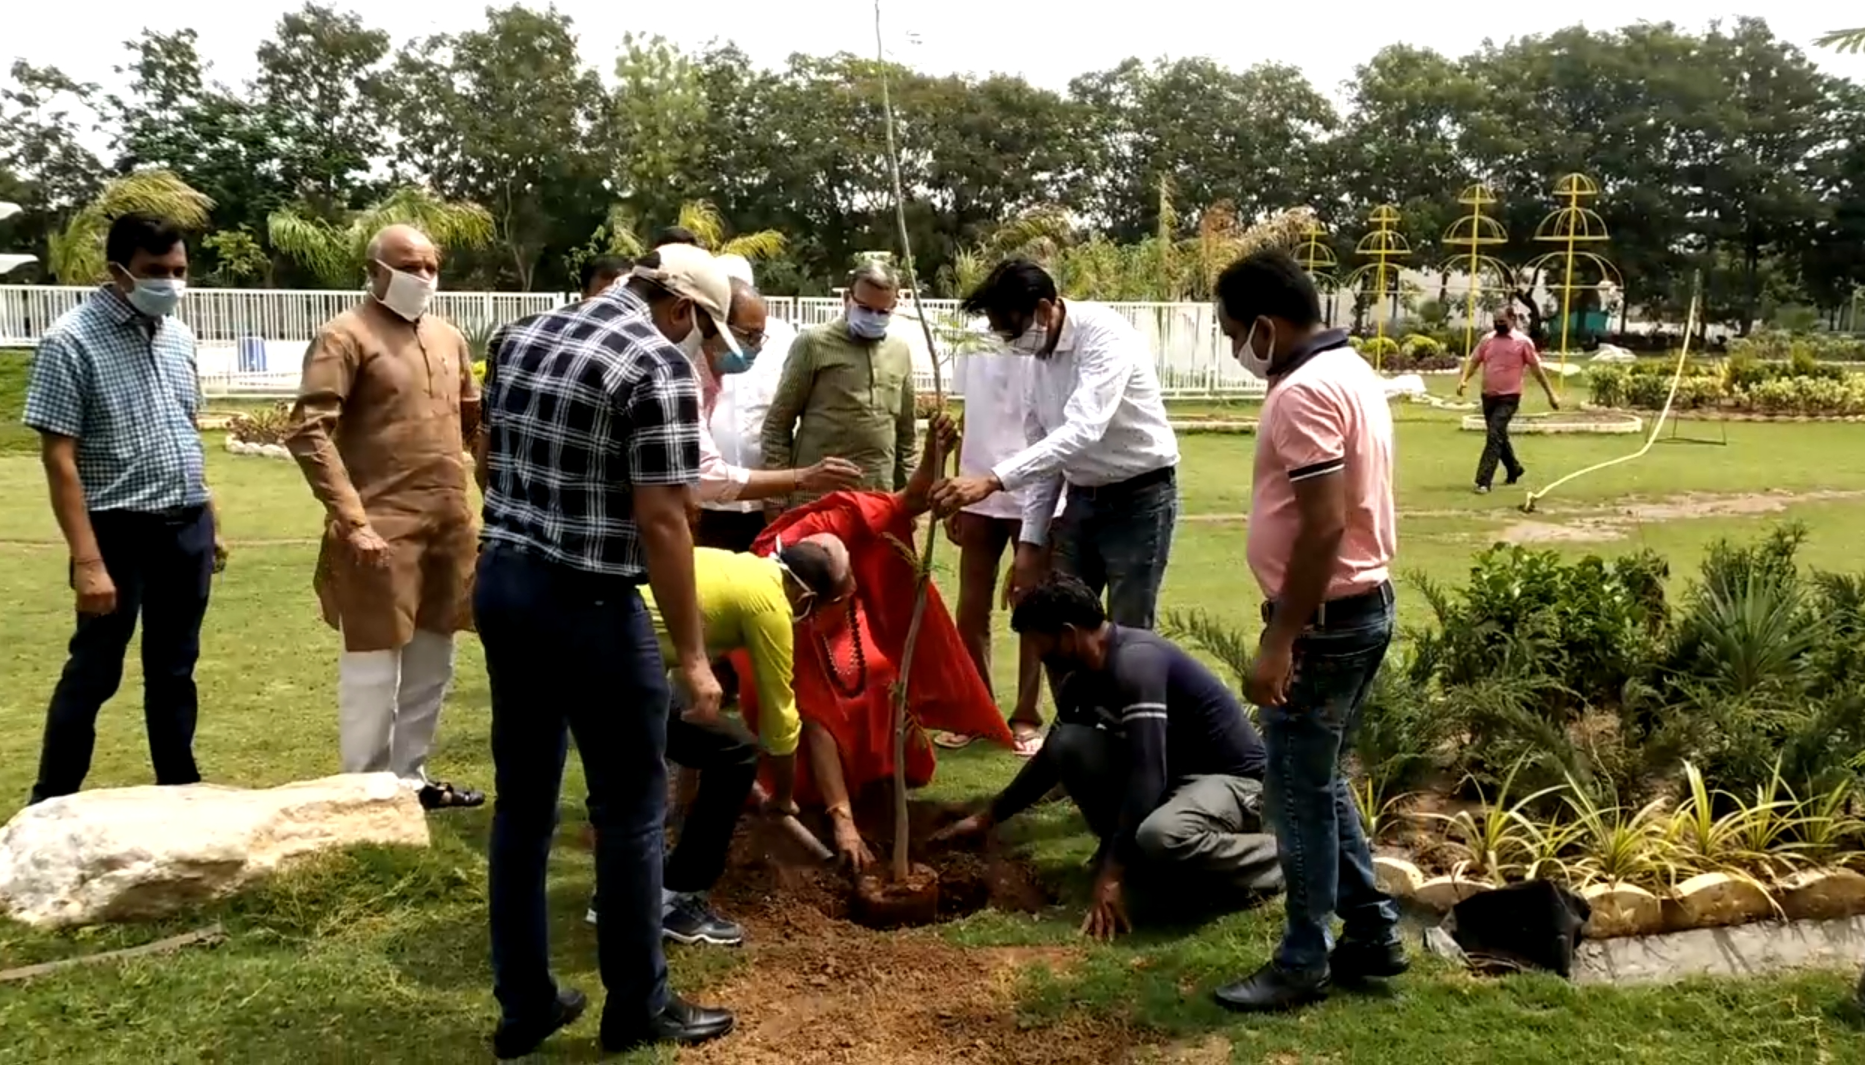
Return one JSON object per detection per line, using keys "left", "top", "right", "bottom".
{"left": 3, "top": 348, "right": 1865, "bottom": 1062}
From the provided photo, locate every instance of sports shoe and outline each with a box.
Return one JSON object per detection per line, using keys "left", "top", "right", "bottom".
{"left": 663, "top": 893, "right": 746, "bottom": 947}
{"left": 1329, "top": 938, "right": 1410, "bottom": 982}
{"left": 1474, "top": 484, "right": 1491, "bottom": 495}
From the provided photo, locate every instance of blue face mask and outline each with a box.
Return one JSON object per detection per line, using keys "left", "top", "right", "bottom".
{"left": 847, "top": 306, "right": 891, "bottom": 340}
{"left": 713, "top": 348, "right": 757, "bottom": 375}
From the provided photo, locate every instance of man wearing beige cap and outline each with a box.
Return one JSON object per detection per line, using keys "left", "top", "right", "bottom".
{"left": 475, "top": 241, "right": 737, "bottom": 1056}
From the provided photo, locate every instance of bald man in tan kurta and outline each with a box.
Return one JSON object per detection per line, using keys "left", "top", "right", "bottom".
{"left": 284, "top": 225, "right": 484, "bottom": 809}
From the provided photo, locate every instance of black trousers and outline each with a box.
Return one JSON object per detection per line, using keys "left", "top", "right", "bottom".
{"left": 32, "top": 505, "right": 214, "bottom": 804}
{"left": 662, "top": 694, "right": 761, "bottom": 895}
{"left": 1475, "top": 394, "right": 1524, "bottom": 488}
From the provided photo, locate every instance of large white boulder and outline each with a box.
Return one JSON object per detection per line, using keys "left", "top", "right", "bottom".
{"left": 0, "top": 773, "right": 429, "bottom": 928}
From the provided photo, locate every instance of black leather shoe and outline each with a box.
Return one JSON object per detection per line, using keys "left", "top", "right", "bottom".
{"left": 1212, "top": 962, "right": 1328, "bottom": 1013}
{"left": 603, "top": 994, "right": 736, "bottom": 1052}
{"left": 492, "top": 987, "right": 587, "bottom": 1060}
{"left": 1505, "top": 467, "right": 1528, "bottom": 486}
{"left": 1329, "top": 938, "right": 1410, "bottom": 982}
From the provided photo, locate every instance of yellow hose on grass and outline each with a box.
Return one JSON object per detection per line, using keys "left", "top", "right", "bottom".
{"left": 1520, "top": 293, "right": 1702, "bottom": 514}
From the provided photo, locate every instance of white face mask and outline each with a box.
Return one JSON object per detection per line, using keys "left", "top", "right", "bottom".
{"left": 1009, "top": 323, "right": 1049, "bottom": 356}
{"left": 128, "top": 277, "right": 185, "bottom": 318}
{"left": 1236, "top": 318, "right": 1274, "bottom": 380}
{"left": 110, "top": 264, "right": 186, "bottom": 317}
{"left": 374, "top": 261, "right": 437, "bottom": 321}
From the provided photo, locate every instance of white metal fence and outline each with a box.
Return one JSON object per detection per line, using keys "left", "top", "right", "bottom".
{"left": 0, "top": 285, "right": 1267, "bottom": 400}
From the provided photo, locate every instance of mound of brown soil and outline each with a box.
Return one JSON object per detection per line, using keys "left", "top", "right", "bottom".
{"left": 709, "top": 795, "right": 1052, "bottom": 929}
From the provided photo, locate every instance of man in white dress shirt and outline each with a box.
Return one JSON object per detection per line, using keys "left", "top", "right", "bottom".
{"left": 697, "top": 256, "right": 807, "bottom": 551}
{"left": 931, "top": 259, "right": 1180, "bottom": 630}
{"left": 934, "top": 336, "right": 1049, "bottom": 755}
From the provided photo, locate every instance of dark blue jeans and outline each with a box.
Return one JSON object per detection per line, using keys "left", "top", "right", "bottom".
{"left": 475, "top": 545, "right": 672, "bottom": 1035}
{"left": 31, "top": 505, "right": 214, "bottom": 804}
{"left": 1051, "top": 470, "right": 1178, "bottom": 628}
{"left": 1258, "top": 582, "right": 1400, "bottom": 976}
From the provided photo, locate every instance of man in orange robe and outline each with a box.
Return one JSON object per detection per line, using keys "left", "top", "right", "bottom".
{"left": 734, "top": 415, "right": 1014, "bottom": 866}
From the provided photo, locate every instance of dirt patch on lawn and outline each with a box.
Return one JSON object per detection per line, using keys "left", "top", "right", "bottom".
{"left": 685, "top": 912, "right": 1129, "bottom": 1065}
{"left": 680, "top": 797, "right": 1138, "bottom": 1064}
{"left": 707, "top": 797, "right": 1053, "bottom": 929}
{"left": 1500, "top": 489, "right": 1865, "bottom": 544}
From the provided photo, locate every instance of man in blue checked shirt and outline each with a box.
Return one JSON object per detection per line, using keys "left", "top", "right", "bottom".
{"left": 21, "top": 212, "right": 226, "bottom": 805}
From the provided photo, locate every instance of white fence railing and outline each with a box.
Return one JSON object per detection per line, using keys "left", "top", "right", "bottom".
{"left": 0, "top": 286, "right": 1266, "bottom": 400}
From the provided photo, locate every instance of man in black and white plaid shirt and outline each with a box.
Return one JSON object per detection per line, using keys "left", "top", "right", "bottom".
{"left": 474, "top": 244, "right": 739, "bottom": 1057}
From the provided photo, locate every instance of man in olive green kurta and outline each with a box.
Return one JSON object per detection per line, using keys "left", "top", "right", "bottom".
{"left": 761, "top": 261, "right": 916, "bottom": 509}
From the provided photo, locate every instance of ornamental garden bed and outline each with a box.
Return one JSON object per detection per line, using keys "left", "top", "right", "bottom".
{"left": 1164, "top": 522, "right": 1865, "bottom": 940}
{"left": 1588, "top": 353, "right": 1865, "bottom": 419}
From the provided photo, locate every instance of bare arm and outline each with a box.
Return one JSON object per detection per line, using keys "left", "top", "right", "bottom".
{"left": 636, "top": 484, "right": 707, "bottom": 670}
{"left": 39, "top": 434, "right": 100, "bottom": 564}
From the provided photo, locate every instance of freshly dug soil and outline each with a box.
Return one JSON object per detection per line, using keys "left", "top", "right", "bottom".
{"left": 709, "top": 794, "right": 1052, "bottom": 929}
{"left": 853, "top": 863, "right": 941, "bottom": 929}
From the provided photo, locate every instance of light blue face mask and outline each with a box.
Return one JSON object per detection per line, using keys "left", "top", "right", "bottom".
{"left": 847, "top": 306, "right": 891, "bottom": 340}
{"left": 713, "top": 347, "right": 758, "bottom": 375}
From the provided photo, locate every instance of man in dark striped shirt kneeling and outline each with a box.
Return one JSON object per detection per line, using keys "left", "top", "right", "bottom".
{"left": 935, "top": 573, "right": 1281, "bottom": 939}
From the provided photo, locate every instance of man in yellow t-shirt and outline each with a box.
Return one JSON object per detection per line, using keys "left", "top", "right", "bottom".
{"left": 590, "top": 543, "right": 842, "bottom": 948}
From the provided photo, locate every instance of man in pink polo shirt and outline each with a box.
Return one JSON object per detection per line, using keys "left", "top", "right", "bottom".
{"left": 1207, "top": 250, "right": 1404, "bottom": 1013}
{"left": 1455, "top": 308, "right": 1559, "bottom": 493}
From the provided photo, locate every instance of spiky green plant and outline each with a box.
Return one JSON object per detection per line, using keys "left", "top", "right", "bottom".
{"left": 1429, "top": 759, "right": 1567, "bottom": 882}
{"left": 1561, "top": 774, "right": 1680, "bottom": 889}
{"left": 48, "top": 170, "right": 214, "bottom": 284}
{"left": 268, "top": 187, "right": 494, "bottom": 288}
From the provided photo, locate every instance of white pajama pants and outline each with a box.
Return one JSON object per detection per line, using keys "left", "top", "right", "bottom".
{"left": 338, "top": 629, "right": 456, "bottom": 786}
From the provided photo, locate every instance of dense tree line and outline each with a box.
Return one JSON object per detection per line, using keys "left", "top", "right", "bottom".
{"left": 1, "top": 5, "right": 1860, "bottom": 330}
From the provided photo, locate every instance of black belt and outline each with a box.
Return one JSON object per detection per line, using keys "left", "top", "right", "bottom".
{"left": 1260, "top": 581, "right": 1393, "bottom": 633}
{"left": 98, "top": 504, "right": 206, "bottom": 524}
{"left": 1067, "top": 464, "right": 1175, "bottom": 501}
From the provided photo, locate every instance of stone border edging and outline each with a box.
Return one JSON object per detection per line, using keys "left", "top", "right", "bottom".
{"left": 226, "top": 438, "right": 292, "bottom": 460}
{"left": 1373, "top": 856, "right": 1865, "bottom": 939}
{"left": 1459, "top": 412, "right": 1645, "bottom": 435}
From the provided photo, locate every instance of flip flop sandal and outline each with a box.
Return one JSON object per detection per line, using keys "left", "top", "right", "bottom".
{"left": 1010, "top": 726, "right": 1045, "bottom": 759}
{"left": 932, "top": 732, "right": 981, "bottom": 750}
{"left": 419, "top": 781, "right": 486, "bottom": 810}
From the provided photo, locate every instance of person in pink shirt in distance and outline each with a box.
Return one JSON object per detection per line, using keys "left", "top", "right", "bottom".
{"left": 1455, "top": 308, "right": 1560, "bottom": 494}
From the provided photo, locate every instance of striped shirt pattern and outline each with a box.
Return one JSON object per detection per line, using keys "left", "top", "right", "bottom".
{"left": 22, "top": 284, "right": 207, "bottom": 513}
{"left": 479, "top": 286, "right": 702, "bottom": 580}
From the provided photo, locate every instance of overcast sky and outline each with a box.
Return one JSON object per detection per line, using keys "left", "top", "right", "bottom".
{"left": 9, "top": 1, "right": 1863, "bottom": 112}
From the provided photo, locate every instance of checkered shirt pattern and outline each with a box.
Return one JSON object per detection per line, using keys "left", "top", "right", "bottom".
{"left": 21, "top": 284, "right": 208, "bottom": 513}
{"left": 479, "top": 286, "right": 702, "bottom": 579}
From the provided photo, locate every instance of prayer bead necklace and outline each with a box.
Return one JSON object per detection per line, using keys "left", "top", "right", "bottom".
{"left": 816, "top": 597, "right": 867, "bottom": 696}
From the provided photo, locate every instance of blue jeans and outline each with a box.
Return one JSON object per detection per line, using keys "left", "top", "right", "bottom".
{"left": 1051, "top": 470, "right": 1177, "bottom": 628}
{"left": 475, "top": 545, "right": 672, "bottom": 1034}
{"left": 32, "top": 505, "right": 214, "bottom": 804}
{"left": 1259, "top": 583, "right": 1399, "bottom": 976}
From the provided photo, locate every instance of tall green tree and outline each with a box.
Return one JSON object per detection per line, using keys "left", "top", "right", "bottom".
{"left": 384, "top": 5, "right": 610, "bottom": 290}
{"left": 253, "top": 4, "right": 392, "bottom": 212}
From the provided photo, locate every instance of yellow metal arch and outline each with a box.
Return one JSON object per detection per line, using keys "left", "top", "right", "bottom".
{"left": 1344, "top": 204, "right": 1410, "bottom": 367}
{"left": 1533, "top": 173, "right": 1618, "bottom": 382}
{"left": 1440, "top": 183, "right": 1509, "bottom": 358}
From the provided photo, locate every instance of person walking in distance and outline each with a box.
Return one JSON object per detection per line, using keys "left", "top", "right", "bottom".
{"left": 1209, "top": 251, "right": 1405, "bottom": 1011}
{"left": 930, "top": 259, "right": 1181, "bottom": 630}
{"left": 22, "top": 212, "right": 226, "bottom": 804}
{"left": 1455, "top": 308, "right": 1559, "bottom": 494}
{"left": 474, "top": 243, "right": 735, "bottom": 1058}
{"left": 284, "top": 224, "right": 483, "bottom": 810}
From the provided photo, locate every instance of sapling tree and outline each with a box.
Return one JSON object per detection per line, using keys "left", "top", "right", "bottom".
{"left": 873, "top": 0, "right": 950, "bottom": 883}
